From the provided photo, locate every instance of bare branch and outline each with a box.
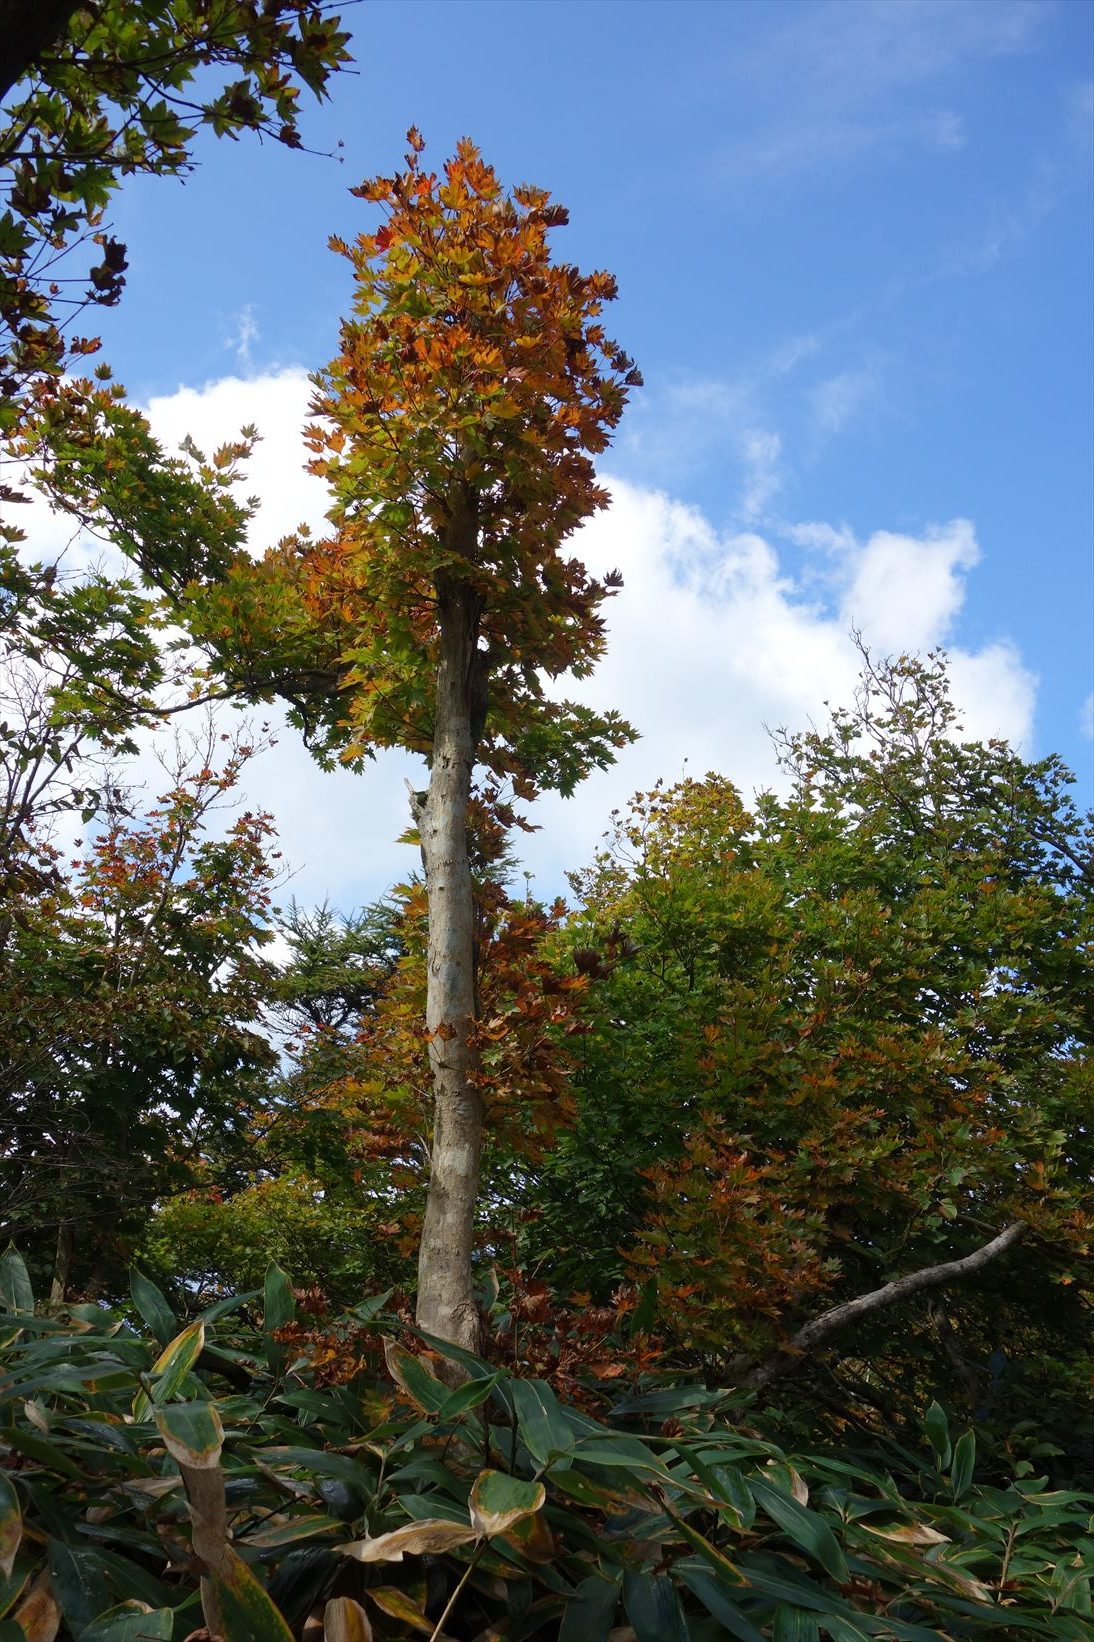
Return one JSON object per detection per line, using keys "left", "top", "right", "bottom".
{"left": 746, "top": 1222, "right": 1027, "bottom": 1390}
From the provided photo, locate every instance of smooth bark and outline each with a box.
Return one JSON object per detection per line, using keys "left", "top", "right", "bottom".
{"left": 747, "top": 1222, "right": 1026, "bottom": 1390}
{"left": 414, "top": 569, "right": 484, "bottom": 1353}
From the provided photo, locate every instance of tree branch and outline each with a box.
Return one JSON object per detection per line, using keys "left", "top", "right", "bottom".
{"left": 746, "top": 1222, "right": 1027, "bottom": 1391}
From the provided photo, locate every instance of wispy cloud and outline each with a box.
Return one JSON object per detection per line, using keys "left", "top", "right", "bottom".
{"left": 738, "top": 429, "right": 783, "bottom": 521}
{"left": 224, "top": 304, "right": 261, "bottom": 370}
{"left": 808, "top": 356, "right": 886, "bottom": 441}
{"left": 706, "top": 0, "right": 1045, "bottom": 190}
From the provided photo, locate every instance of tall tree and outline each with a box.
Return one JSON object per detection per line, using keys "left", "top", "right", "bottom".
{"left": 18, "top": 132, "right": 640, "bottom": 1346}
{"left": 196, "top": 134, "right": 638, "bottom": 1347}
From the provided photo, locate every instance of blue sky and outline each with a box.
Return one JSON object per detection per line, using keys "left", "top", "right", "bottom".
{"left": 70, "top": 0, "right": 1093, "bottom": 908}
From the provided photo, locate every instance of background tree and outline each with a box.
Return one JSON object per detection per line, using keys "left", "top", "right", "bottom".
{"left": 521, "top": 653, "right": 1092, "bottom": 1448}
{"left": 0, "top": 720, "right": 281, "bottom": 1299}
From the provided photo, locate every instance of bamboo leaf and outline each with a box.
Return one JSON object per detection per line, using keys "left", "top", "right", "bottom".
{"left": 0, "top": 1475, "right": 19, "bottom": 1581}
{"left": 622, "top": 1568, "right": 691, "bottom": 1642}
{"left": 468, "top": 1469, "right": 545, "bottom": 1537}
{"left": 81, "top": 1602, "right": 174, "bottom": 1641}
{"left": 154, "top": 1400, "right": 224, "bottom": 1470}
{"left": 263, "top": 1262, "right": 296, "bottom": 1377}
{"left": 338, "top": 1520, "right": 477, "bottom": 1563}
{"left": 132, "top": 1320, "right": 204, "bottom": 1421}
{"left": 128, "top": 1270, "right": 176, "bottom": 1348}
{"left": 951, "top": 1429, "right": 976, "bottom": 1501}
{"left": 323, "top": 1595, "right": 373, "bottom": 1641}
{"left": 750, "top": 1480, "right": 849, "bottom": 1584}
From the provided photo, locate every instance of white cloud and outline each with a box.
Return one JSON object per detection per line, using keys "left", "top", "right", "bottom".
{"left": 525, "top": 485, "right": 1035, "bottom": 893}
{"left": 838, "top": 518, "right": 979, "bottom": 652}
{"left": 145, "top": 370, "right": 326, "bottom": 552}
{"left": 1082, "top": 692, "right": 1094, "bottom": 741}
{"left": 18, "top": 371, "right": 1035, "bottom": 913}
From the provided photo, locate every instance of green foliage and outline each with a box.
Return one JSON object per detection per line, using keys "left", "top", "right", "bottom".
{"left": 0, "top": 727, "right": 282, "bottom": 1296}
{"left": 1, "top": 1267, "right": 1090, "bottom": 1640}
{"left": 515, "top": 652, "right": 1091, "bottom": 1453}
{"left": 1, "top": 0, "right": 352, "bottom": 419}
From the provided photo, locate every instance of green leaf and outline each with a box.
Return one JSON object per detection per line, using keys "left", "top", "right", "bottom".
{"left": 132, "top": 1320, "right": 205, "bottom": 1421}
{"left": 0, "top": 1427, "right": 86, "bottom": 1480}
{"left": 510, "top": 1378, "right": 578, "bottom": 1468}
{"left": 208, "top": 1548, "right": 295, "bottom": 1641}
{"left": 382, "top": 1340, "right": 447, "bottom": 1414}
{"left": 244, "top": 1514, "right": 345, "bottom": 1549}
{"left": 80, "top": 1601, "right": 175, "bottom": 1641}
{"left": 128, "top": 1270, "right": 176, "bottom": 1347}
{"left": 558, "top": 1574, "right": 619, "bottom": 1642}
{"left": 750, "top": 1480, "right": 849, "bottom": 1584}
{"left": 675, "top": 1564, "right": 766, "bottom": 1642}
{"left": 772, "top": 1608, "right": 821, "bottom": 1642}
{"left": 263, "top": 1262, "right": 296, "bottom": 1377}
{"left": 509, "top": 1378, "right": 578, "bottom": 1468}
{"left": 0, "top": 1475, "right": 19, "bottom": 1582}
{"left": 154, "top": 1400, "right": 224, "bottom": 1470}
{"left": 951, "top": 1429, "right": 976, "bottom": 1500}
{"left": 924, "top": 1401, "right": 952, "bottom": 1471}
{"left": 436, "top": 1371, "right": 502, "bottom": 1422}
{"left": 48, "top": 1540, "right": 113, "bottom": 1633}
{"left": 468, "top": 1469, "right": 545, "bottom": 1536}
{"left": 622, "top": 1568, "right": 691, "bottom": 1642}
{"left": 260, "top": 1446, "right": 376, "bottom": 1496}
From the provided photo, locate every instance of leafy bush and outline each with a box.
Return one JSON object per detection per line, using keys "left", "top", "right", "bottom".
{"left": 1, "top": 1249, "right": 1090, "bottom": 1640}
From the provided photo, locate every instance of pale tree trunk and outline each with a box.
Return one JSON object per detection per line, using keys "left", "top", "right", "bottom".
{"left": 49, "top": 1217, "right": 74, "bottom": 1307}
{"left": 414, "top": 572, "right": 484, "bottom": 1353}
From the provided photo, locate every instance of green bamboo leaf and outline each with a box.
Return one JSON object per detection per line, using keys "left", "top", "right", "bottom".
{"left": 132, "top": 1320, "right": 205, "bottom": 1421}
{"left": 382, "top": 1340, "right": 447, "bottom": 1414}
{"left": 0, "top": 1475, "right": 19, "bottom": 1580}
{"left": 675, "top": 1563, "right": 766, "bottom": 1642}
{"left": 0, "top": 1427, "right": 86, "bottom": 1480}
{"left": 468, "top": 1469, "right": 545, "bottom": 1536}
{"left": 259, "top": 1446, "right": 376, "bottom": 1495}
{"left": 558, "top": 1574, "right": 619, "bottom": 1642}
{"left": 622, "top": 1568, "right": 691, "bottom": 1642}
{"left": 0, "top": 1248, "right": 33, "bottom": 1346}
{"left": 924, "top": 1402, "right": 952, "bottom": 1471}
{"left": 436, "top": 1371, "right": 501, "bottom": 1422}
{"left": 510, "top": 1377, "right": 577, "bottom": 1467}
{"left": 128, "top": 1270, "right": 176, "bottom": 1347}
{"left": 208, "top": 1548, "right": 294, "bottom": 1641}
{"left": 772, "top": 1608, "right": 821, "bottom": 1642}
{"left": 155, "top": 1400, "right": 224, "bottom": 1470}
{"left": 244, "top": 1514, "right": 345, "bottom": 1549}
{"left": 750, "top": 1480, "right": 849, "bottom": 1584}
{"left": 263, "top": 1262, "right": 296, "bottom": 1377}
{"left": 951, "top": 1429, "right": 976, "bottom": 1501}
{"left": 81, "top": 1604, "right": 174, "bottom": 1642}
{"left": 48, "top": 1540, "right": 113, "bottom": 1634}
